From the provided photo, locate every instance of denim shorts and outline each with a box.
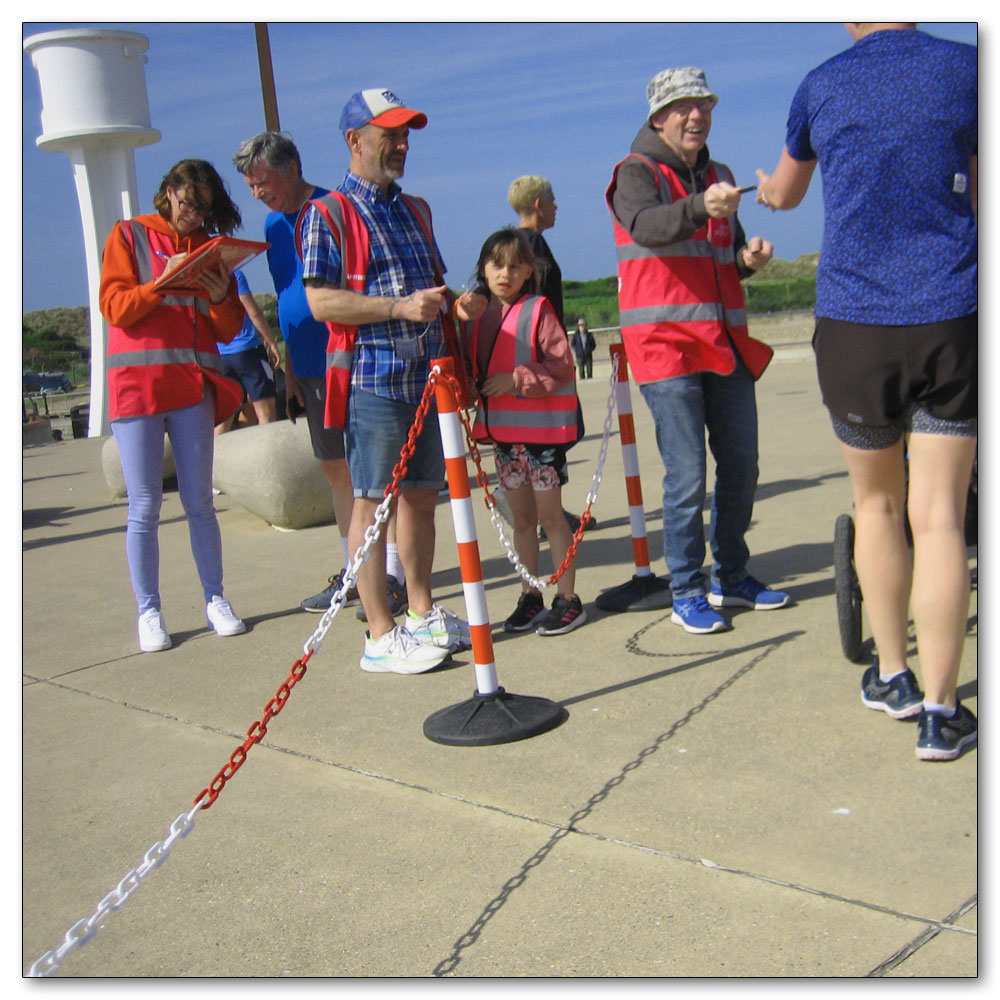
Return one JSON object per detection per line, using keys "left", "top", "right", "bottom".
{"left": 345, "top": 387, "right": 445, "bottom": 498}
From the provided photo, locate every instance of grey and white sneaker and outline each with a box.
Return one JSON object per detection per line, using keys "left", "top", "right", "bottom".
{"left": 403, "top": 604, "right": 472, "bottom": 652}
{"left": 206, "top": 595, "right": 246, "bottom": 636}
{"left": 360, "top": 625, "right": 450, "bottom": 674}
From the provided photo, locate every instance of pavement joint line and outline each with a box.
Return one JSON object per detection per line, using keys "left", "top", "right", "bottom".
{"left": 866, "top": 894, "right": 979, "bottom": 976}
{"left": 25, "top": 639, "right": 976, "bottom": 970}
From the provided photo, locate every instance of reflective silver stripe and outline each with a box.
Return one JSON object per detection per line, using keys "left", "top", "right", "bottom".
{"left": 616, "top": 239, "right": 712, "bottom": 262}
{"left": 106, "top": 348, "right": 224, "bottom": 370}
{"left": 513, "top": 296, "right": 540, "bottom": 368}
{"left": 125, "top": 220, "right": 207, "bottom": 311}
{"left": 620, "top": 303, "right": 747, "bottom": 327}
{"left": 325, "top": 349, "right": 353, "bottom": 370}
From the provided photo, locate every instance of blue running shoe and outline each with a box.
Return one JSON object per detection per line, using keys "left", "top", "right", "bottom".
{"left": 860, "top": 660, "right": 924, "bottom": 719}
{"left": 671, "top": 595, "right": 726, "bottom": 634}
{"left": 708, "top": 575, "right": 789, "bottom": 610}
{"left": 916, "top": 704, "right": 978, "bottom": 761}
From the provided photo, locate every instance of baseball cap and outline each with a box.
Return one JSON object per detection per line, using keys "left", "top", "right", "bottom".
{"left": 646, "top": 67, "right": 719, "bottom": 119}
{"left": 339, "top": 89, "right": 428, "bottom": 135}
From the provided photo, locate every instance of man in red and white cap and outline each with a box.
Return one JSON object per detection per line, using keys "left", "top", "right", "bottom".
{"left": 299, "top": 88, "right": 486, "bottom": 674}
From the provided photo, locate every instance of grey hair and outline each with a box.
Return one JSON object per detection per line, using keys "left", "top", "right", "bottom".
{"left": 232, "top": 132, "right": 302, "bottom": 176}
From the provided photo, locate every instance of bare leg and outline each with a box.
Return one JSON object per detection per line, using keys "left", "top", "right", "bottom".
{"left": 906, "top": 433, "right": 976, "bottom": 708}
{"left": 839, "top": 439, "right": 911, "bottom": 674}
{"left": 504, "top": 483, "right": 541, "bottom": 585}
{"left": 350, "top": 496, "right": 392, "bottom": 639}
{"left": 251, "top": 397, "right": 277, "bottom": 424}
{"left": 395, "top": 487, "right": 437, "bottom": 616}
{"left": 535, "top": 485, "right": 576, "bottom": 597}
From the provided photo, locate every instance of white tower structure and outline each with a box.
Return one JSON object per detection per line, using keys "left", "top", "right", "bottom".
{"left": 24, "top": 28, "right": 161, "bottom": 437}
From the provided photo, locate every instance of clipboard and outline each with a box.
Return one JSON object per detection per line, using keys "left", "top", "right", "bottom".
{"left": 152, "top": 236, "right": 270, "bottom": 294}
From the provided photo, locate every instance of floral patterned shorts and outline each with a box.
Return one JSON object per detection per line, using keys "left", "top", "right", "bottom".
{"left": 494, "top": 442, "right": 568, "bottom": 491}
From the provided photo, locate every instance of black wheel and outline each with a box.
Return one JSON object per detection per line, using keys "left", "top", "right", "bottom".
{"left": 834, "top": 513, "right": 864, "bottom": 662}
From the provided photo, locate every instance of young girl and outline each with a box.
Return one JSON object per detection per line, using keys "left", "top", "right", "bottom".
{"left": 466, "top": 228, "right": 586, "bottom": 636}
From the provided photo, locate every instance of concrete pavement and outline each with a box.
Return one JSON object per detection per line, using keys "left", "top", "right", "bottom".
{"left": 21, "top": 348, "right": 978, "bottom": 977}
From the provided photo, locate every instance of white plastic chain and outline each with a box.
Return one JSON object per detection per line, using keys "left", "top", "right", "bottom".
{"left": 485, "top": 351, "right": 620, "bottom": 591}
{"left": 302, "top": 491, "right": 394, "bottom": 657}
{"left": 27, "top": 797, "right": 205, "bottom": 977}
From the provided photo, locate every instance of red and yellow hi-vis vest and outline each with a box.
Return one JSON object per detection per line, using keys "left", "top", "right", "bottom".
{"left": 605, "top": 154, "right": 772, "bottom": 384}
{"left": 469, "top": 294, "right": 580, "bottom": 446}
{"left": 105, "top": 220, "right": 243, "bottom": 424}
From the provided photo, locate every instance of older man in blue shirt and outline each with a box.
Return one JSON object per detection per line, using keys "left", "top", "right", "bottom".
{"left": 300, "top": 89, "right": 485, "bottom": 675}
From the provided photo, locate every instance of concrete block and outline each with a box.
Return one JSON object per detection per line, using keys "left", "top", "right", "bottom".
{"left": 101, "top": 433, "right": 176, "bottom": 498}
{"left": 212, "top": 420, "right": 334, "bottom": 530}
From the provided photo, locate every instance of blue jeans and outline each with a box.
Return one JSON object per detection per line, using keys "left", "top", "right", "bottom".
{"left": 639, "top": 355, "right": 759, "bottom": 598}
{"left": 112, "top": 393, "right": 224, "bottom": 613}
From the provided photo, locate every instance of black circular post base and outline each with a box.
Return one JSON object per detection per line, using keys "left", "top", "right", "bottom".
{"left": 423, "top": 687, "right": 567, "bottom": 747}
{"left": 594, "top": 573, "right": 673, "bottom": 613}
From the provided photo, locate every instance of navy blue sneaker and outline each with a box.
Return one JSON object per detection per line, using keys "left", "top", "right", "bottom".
{"left": 671, "top": 595, "right": 726, "bottom": 634}
{"left": 301, "top": 570, "right": 359, "bottom": 613}
{"left": 860, "top": 661, "right": 924, "bottom": 719}
{"left": 708, "top": 575, "right": 789, "bottom": 610}
{"left": 916, "top": 704, "right": 978, "bottom": 761}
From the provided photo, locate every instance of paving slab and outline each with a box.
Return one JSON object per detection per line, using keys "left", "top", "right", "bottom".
{"left": 21, "top": 350, "right": 978, "bottom": 978}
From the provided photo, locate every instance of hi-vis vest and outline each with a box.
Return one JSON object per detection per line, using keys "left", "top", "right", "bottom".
{"left": 296, "top": 190, "right": 469, "bottom": 427}
{"left": 469, "top": 294, "right": 579, "bottom": 446}
{"left": 605, "top": 154, "right": 772, "bottom": 384}
{"left": 105, "top": 220, "right": 243, "bottom": 423}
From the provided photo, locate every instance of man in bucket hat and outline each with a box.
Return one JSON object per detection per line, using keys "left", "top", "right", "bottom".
{"left": 299, "top": 88, "right": 486, "bottom": 673}
{"left": 605, "top": 67, "right": 789, "bottom": 635}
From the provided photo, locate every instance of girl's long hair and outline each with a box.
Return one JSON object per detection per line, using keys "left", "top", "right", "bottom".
{"left": 152, "top": 158, "right": 242, "bottom": 235}
{"left": 473, "top": 227, "right": 538, "bottom": 296}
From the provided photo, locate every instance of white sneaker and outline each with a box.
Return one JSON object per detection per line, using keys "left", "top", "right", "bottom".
{"left": 206, "top": 595, "right": 246, "bottom": 636}
{"left": 360, "top": 625, "right": 450, "bottom": 674}
{"left": 138, "top": 609, "right": 172, "bottom": 652}
{"left": 403, "top": 605, "right": 472, "bottom": 652}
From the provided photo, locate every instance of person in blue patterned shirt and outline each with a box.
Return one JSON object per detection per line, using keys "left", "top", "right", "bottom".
{"left": 300, "top": 89, "right": 486, "bottom": 675}
{"left": 757, "top": 23, "right": 978, "bottom": 761}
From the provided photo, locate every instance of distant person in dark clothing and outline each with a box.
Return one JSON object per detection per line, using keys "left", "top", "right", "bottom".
{"left": 509, "top": 175, "right": 563, "bottom": 326}
{"left": 571, "top": 317, "right": 596, "bottom": 379}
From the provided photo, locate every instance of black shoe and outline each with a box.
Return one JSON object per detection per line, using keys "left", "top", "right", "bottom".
{"left": 536, "top": 594, "right": 587, "bottom": 636}
{"left": 503, "top": 591, "right": 546, "bottom": 632}
{"left": 916, "top": 703, "right": 977, "bottom": 761}
{"left": 301, "top": 570, "right": 359, "bottom": 613}
{"left": 860, "top": 660, "right": 923, "bottom": 719}
{"left": 355, "top": 574, "right": 408, "bottom": 621}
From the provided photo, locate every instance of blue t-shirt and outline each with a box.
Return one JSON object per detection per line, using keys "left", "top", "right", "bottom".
{"left": 785, "top": 29, "right": 977, "bottom": 325}
{"left": 264, "top": 186, "right": 330, "bottom": 378}
{"left": 217, "top": 269, "right": 260, "bottom": 355}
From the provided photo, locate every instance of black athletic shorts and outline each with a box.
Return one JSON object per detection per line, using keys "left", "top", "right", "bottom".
{"left": 813, "top": 313, "right": 977, "bottom": 428}
{"left": 218, "top": 344, "right": 276, "bottom": 402}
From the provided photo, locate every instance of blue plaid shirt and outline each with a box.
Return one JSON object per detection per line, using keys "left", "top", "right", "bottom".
{"left": 299, "top": 170, "right": 447, "bottom": 404}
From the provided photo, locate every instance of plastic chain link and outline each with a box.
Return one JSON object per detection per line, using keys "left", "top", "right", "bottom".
{"left": 461, "top": 352, "right": 619, "bottom": 592}
{"left": 27, "top": 799, "right": 203, "bottom": 977}
{"left": 27, "top": 371, "right": 447, "bottom": 978}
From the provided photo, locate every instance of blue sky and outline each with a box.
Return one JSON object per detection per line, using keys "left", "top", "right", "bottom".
{"left": 21, "top": 19, "right": 979, "bottom": 314}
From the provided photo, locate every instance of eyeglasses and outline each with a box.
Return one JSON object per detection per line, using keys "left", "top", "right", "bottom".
{"left": 171, "top": 188, "right": 209, "bottom": 217}
{"left": 665, "top": 99, "right": 714, "bottom": 117}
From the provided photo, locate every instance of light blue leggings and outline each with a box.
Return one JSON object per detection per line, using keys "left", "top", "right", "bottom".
{"left": 111, "top": 393, "right": 224, "bottom": 614}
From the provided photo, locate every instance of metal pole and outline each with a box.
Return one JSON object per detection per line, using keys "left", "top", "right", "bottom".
{"left": 254, "top": 23, "right": 280, "bottom": 131}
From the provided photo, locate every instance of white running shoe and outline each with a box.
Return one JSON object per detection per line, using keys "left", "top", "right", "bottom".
{"left": 138, "top": 609, "right": 172, "bottom": 652}
{"left": 206, "top": 595, "right": 246, "bottom": 636}
{"left": 360, "top": 625, "right": 450, "bottom": 674}
{"left": 403, "top": 604, "right": 472, "bottom": 652}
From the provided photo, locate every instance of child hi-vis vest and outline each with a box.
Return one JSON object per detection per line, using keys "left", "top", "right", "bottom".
{"left": 469, "top": 294, "right": 580, "bottom": 446}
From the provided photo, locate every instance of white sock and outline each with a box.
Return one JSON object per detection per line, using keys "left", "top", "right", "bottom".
{"left": 923, "top": 700, "right": 955, "bottom": 717}
{"left": 879, "top": 667, "right": 908, "bottom": 683}
{"left": 386, "top": 543, "right": 404, "bottom": 584}
{"left": 340, "top": 537, "right": 350, "bottom": 565}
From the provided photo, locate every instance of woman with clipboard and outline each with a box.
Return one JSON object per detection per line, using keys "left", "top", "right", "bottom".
{"left": 99, "top": 158, "right": 249, "bottom": 653}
